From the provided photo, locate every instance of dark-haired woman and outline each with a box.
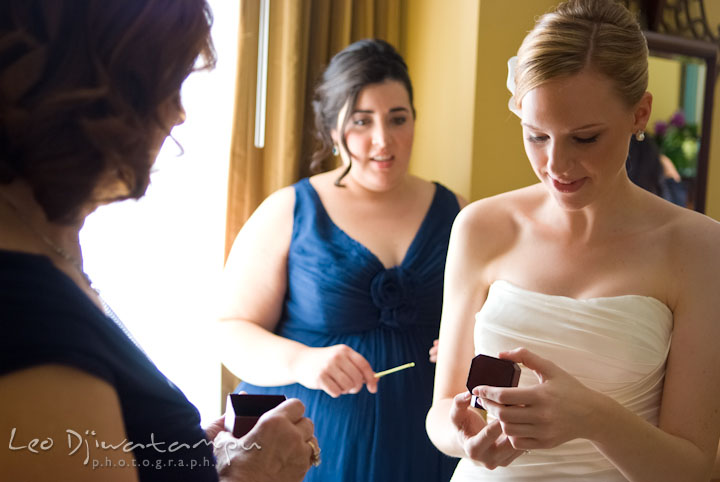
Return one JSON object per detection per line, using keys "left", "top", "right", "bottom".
{"left": 0, "top": 1, "right": 316, "bottom": 481}
{"left": 219, "top": 39, "right": 464, "bottom": 481}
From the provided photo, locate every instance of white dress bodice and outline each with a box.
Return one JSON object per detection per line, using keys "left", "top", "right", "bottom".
{"left": 451, "top": 280, "right": 673, "bottom": 481}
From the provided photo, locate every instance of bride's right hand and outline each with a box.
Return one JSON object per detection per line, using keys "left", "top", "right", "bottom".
{"left": 294, "top": 344, "right": 377, "bottom": 397}
{"left": 450, "top": 392, "right": 524, "bottom": 469}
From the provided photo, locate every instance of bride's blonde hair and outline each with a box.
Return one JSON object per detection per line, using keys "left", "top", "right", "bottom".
{"left": 513, "top": 0, "right": 648, "bottom": 110}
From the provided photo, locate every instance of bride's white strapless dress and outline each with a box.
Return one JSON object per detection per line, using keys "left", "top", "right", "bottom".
{"left": 451, "top": 280, "right": 673, "bottom": 481}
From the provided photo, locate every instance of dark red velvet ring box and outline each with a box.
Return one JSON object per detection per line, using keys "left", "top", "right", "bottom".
{"left": 466, "top": 353, "right": 521, "bottom": 409}
{"left": 224, "top": 393, "right": 287, "bottom": 438}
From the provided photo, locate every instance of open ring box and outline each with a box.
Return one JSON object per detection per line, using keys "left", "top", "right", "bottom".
{"left": 466, "top": 354, "right": 521, "bottom": 410}
{"left": 224, "top": 394, "right": 287, "bottom": 438}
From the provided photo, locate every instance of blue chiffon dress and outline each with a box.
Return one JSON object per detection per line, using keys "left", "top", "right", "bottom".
{"left": 236, "top": 178, "right": 460, "bottom": 481}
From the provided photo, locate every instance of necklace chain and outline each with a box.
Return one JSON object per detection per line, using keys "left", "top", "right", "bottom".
{"left": 0, "top": 189, "right": 146, "bottom": 354}
{"left": 0, "top": 190, "right": 93, "bottom": 287}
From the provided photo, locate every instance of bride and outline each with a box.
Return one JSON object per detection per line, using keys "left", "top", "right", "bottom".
{"left": 426, "top": 0, "right": 720, "bottom": 480}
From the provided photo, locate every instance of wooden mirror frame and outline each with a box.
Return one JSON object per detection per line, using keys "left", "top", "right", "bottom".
{"left": 644, "top": 30, "right": 718, "bottom": 213}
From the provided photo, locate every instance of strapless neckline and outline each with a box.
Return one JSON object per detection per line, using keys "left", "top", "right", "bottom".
{"left": 489, "top": 279, "right": 672, "bottom": 316}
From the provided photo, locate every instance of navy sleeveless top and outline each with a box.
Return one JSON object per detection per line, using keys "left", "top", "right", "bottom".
{"left": 237, "top": 178, "right": 460, "bottom": 481}
{"left": 0, "top": 250, "right": 217, "bottom": 481}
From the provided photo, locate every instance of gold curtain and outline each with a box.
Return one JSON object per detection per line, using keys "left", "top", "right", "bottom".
{"left": 221, "top": 0, "right": 404, "bottom": 406}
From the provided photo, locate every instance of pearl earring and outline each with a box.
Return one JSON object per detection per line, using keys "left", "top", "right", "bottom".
{"left": 635, "top": 130, "right": 645, "bottom": 142}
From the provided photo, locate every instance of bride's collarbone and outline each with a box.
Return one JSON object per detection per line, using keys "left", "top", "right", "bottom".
{"left": 497, "top": 258, "right": 669, "bottom": 301}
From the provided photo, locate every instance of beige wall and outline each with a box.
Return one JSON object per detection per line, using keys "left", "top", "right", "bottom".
{"left": 404, "top": 0, "right": 558, "bottom": 202}
{"left": 705, "top": 80, "right": 720, "bottom": 219}
{"left": 470, "top": 0, "right": 556, "bottom": 201}
{"left": 647, "top": 57, "right": 682, "bottom": 134}
{"left": 403, "top": 0, "right": 479, "bottom": 200}
{"left": 701, "top": 4, "right": 720, "bottom": 219}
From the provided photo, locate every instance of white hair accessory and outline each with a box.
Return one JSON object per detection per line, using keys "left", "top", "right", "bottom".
{"left": 506, "top": 56, "right": 520, "bottom": 118}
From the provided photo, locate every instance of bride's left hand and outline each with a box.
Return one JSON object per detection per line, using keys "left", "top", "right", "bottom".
{"left": 473, "top": 347, "right": 602, "bottom": 451}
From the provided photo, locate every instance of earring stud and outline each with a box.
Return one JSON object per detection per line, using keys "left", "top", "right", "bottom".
{"left": 635, "top": 130, "right": 645, "bottom": 142}
{"left": 332, "top": 145, "right": 338, "bottom": 156}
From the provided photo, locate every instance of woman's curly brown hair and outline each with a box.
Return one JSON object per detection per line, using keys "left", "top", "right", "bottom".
{"left": 0, "top": 0, "right": 216, "bottom": 223}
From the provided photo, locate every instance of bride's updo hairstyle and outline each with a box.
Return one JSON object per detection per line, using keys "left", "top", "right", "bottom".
{"left": 513, "top": 0, "right": 648, "bottom": 111}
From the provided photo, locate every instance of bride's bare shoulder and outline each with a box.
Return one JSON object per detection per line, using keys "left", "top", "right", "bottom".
{"left": 665, "top": 204, "right": 720, "bottom": 261}
{"left": 449, "top": 184, "right": 542, "bottom": 258}
{"left": 456, "top": 184, "right": 542, "bottom": 230}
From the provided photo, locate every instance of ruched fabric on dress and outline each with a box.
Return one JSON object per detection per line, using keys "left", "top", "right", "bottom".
{"left": 452, "top": 280, "right": 673, "bottom": 481}
{"left": 237, "top": 178, "right": 460, "bottom": 482}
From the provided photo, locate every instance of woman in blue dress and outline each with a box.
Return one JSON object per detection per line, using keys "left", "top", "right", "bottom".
{"left": 219, "top": 39, "right": 464, "bottom": 481}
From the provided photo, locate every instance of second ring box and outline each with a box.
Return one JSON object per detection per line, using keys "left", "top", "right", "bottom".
{"left": 224, "top": 393, "right": 287, "bottom": 438}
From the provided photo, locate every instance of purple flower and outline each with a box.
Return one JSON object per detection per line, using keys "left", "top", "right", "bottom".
{"left": 670, "top": 110, "right": 686, "bottom": 128}
{"left": 654, "top": 120, "right": 667, "bottom": 137}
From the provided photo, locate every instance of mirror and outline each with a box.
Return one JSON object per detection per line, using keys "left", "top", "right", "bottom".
{"left": 643, "top": 31, "right": 717, "bottom": 213}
